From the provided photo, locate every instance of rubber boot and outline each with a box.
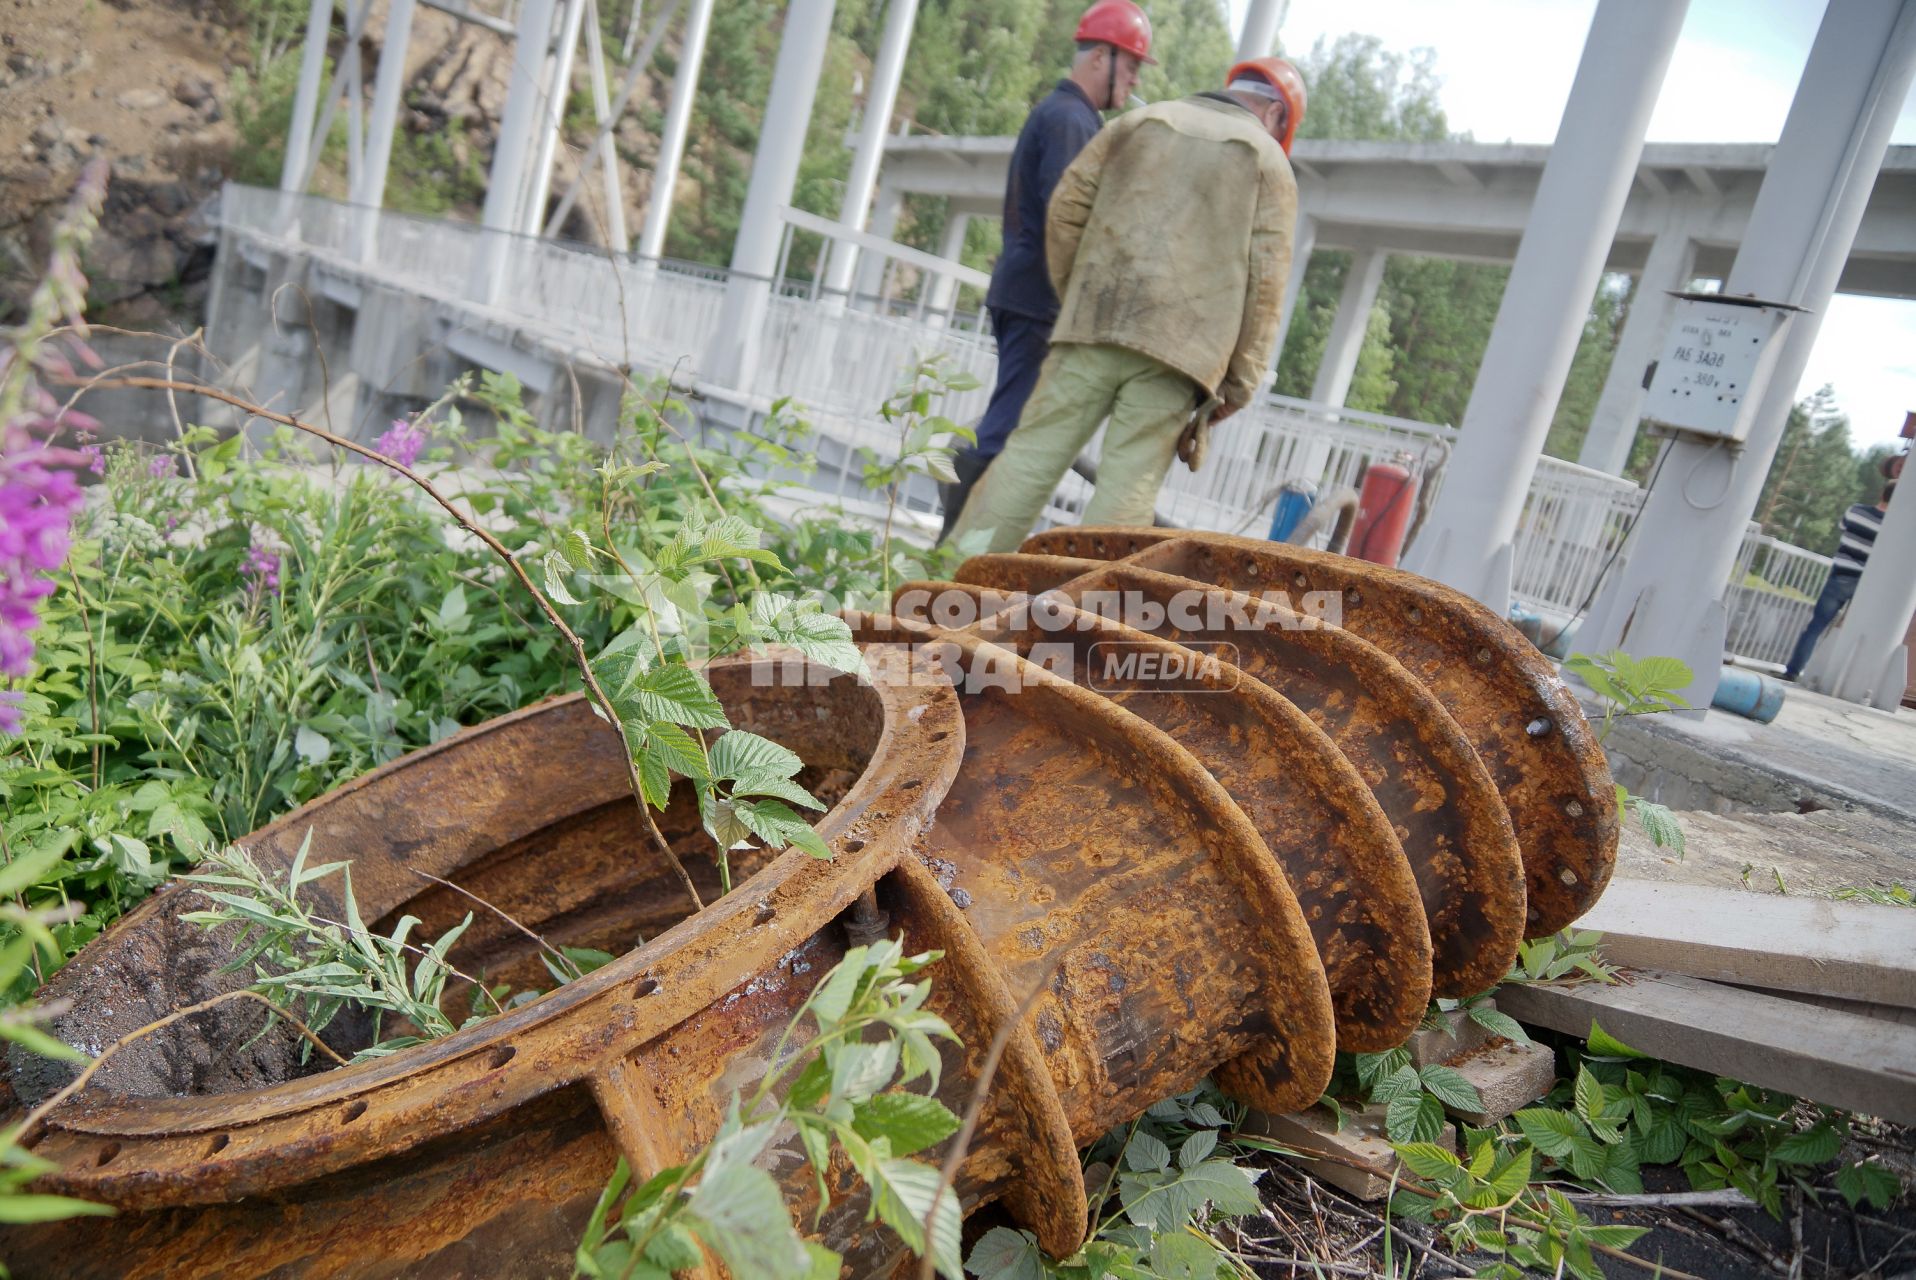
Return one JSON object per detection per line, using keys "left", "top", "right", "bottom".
{"left": 937, "top": 446, "right": 990, "bottom": 545}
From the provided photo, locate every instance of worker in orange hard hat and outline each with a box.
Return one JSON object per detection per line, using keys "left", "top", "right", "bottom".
{"left": 1226, "top": 55, "right": 1306, "bottom": 154}
{"left": 948, "top": 59, "right": 1306, "bottom": 554}
{"left": 937, "top": 0, "right": 1155, "bottom": 543}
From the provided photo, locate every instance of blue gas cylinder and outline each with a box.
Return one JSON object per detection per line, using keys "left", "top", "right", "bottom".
{"left": 1268, "top": 480, "right": 1317, "bottom": 542}
{"left": 1711, "top": 665, "right": 1785, "bottom": 723}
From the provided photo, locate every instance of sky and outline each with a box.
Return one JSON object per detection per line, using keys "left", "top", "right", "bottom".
{"left": 1224, "top": 0, "right": 1916, "bottom": 452}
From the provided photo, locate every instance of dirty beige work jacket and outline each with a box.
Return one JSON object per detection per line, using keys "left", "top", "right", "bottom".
{"left": 1045, "top": 93, "right": 1297, "bottom": 409}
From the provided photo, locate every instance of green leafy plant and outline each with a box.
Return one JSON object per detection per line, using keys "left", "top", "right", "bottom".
{"left": 1387, "top": 1137, "right": 1647, "bottom": 1280}
{"left": 0, "top": 844, "right": 114, "bottom": 1244}
{"left": 967, "top": 1086, "right": 1266, "bottom": 1279}
{"left": 1421, "top": 992, "right": 1530, "bottom": 1044}
{"left": 181, "top": 837, "right": 498, "bottom": 1061}
{"left": 862, "top": 357, "right": 980, "bottom": 593}
{"left": 1563, "top": 649, "right": 1689, "bottom": 857}
{"left": 1503, "top": 928, "right": 1617, "bottom": 986}
{"left": 574, "top": 938, "right": 963, "bottom": 1280}
{"left": 1326, "top": 1046, "right": 1485, "bottom": 1144}
{"left": 1830, "top": 882, "right": 1912, "bottom": 907}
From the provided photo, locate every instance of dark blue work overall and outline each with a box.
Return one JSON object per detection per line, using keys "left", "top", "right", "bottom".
{"left": 941, "top": 80, "right": 1103, "bottom": 541}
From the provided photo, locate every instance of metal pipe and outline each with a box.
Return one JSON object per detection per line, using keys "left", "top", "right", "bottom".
{"left": 821, "top": 0, "right": 919, "bottom": 297}
{"left": 633, "top": 0, "right": 714, "bottom": 258}
{"left": 525, "top": 0, "right": 587, "bottom": 236}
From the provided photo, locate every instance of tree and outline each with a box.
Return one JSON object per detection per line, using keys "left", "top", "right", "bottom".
{"left": 1754, "top": 386, "right": 1877, "bottom": 554}
{"left": 1542, "top": 273, "right": 1629, "bottom": 460}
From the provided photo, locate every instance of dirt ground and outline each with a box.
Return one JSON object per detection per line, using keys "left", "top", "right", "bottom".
{"left": 0, "top": 0, "right": 241, "bottom": 214}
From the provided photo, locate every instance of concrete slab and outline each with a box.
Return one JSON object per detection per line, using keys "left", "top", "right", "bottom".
{"left": 1603, "top": 685, "right": 1916, "bottom": 823}
{"left": 1444, "top": 1039, "right": 1558, "bottom": 1126}
{"left": 1242, "top": 1103, "right": 1456, "bottom": 1202}
{"left": 1406, "top": 1004, "right": 1496, "bottom": 1069}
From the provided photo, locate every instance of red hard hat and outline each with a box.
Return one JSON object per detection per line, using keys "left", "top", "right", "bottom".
{"left": 1228, "top": 56, "right": 1307, "bottom": 154}
{"left": 1076, "top": 0, "right": 1156, "bottom": 65}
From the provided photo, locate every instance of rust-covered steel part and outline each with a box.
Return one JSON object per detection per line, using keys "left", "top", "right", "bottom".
{"left": 5, "top": 531, "right": 1615, "bottom": 1278}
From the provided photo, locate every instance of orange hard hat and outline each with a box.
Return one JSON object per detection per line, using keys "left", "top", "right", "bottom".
{"left": 1227, "top": 56, "right": 1306, "bottom": 154}
{"left": 1076, "top": 0, "right": 1156, "bottom": 65}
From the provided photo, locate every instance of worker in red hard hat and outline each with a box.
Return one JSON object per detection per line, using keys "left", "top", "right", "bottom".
{"left": 948, "top": 58, "right": 1306, "bottom": 554}
{"left": 936, "top": 0, "right": 1155, "bottom": 542}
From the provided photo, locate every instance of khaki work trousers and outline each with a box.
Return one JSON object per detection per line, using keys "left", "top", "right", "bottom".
{"left": 949, "top": 342, "right": 1197, "bottom": 556}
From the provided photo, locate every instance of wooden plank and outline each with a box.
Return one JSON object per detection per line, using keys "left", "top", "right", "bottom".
{"left": 1576, "top": 879, "right": 1916, "bottom": 1009}
{"left": 1495, "top": 971, "right": 1916, "bottom": 1124}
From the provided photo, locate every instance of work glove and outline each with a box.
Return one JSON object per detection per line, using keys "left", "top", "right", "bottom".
{"left": 1176, "top": 394, "right": 1226, "bottom": 473}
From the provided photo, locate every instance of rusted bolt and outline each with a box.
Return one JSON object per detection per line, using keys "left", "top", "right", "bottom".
{"left": 1293, "top": 571, "right": 1308, "bottom": 589}
{"left": 1558, "top": 867, "right": 1580, "bottom": 886}
{"left": 1564, "top": 799, "right": 1585, "bottom": 817}
{"left": 1475, "top": 647, "right": 1492, "bottom": 664}
{"left": 1406, "top": 606, "right": 1423, "bottom": 624}
{"left": 1345, "top": 589, "right": 1362, "bottom": 608}
{"left": 844, "top": 888, "right": 890, "bottom": 946}
{"left": 1526, "top": 717, "right": 1552, "bottom": 737}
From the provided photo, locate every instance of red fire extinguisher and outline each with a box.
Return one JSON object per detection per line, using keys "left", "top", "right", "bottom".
{"left": 1349, "top": 460, "right": 1419, "bottom": 567}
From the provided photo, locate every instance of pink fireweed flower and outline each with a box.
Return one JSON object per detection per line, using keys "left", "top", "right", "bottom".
{"left": 241, "top": 542, "right": 281, "bottom": 595}
{"left": 0, "top": 158, "right": 107, "bottom": 736}
{"left": 373, "top": 418, "right": 428, "bottom": 468}
{"left": 148, "top": 454, "right": 177, "bottom": 479}
{"left": 81, "top": 443, "right": 104, "bottom": 475}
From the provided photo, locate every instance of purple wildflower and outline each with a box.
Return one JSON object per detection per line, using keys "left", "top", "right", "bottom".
{"left": 241, "top": 543, "right": 282, "bottom": 595}
{"left": 0, "top": 159, "right": 105, "bottom": 736}
{"left": 373, "top": 417, "right": 428, "bottom": 469}
{"left": 81, "top": 442, "right": 105, "bottom": 475}
{"left": 148, "top": 454, "right": 177, "bottom": 479}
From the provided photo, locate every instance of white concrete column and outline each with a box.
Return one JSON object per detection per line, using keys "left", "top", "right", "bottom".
{"left": 1806, "top": 480, "right": 1916, "bottom": 707}
{"left": 526, "top": 0, "right": 586, "bottom": 235}
{"left": 1265, "top": 211, "right": 1316, "bottom": 382}
{"left": 704, "top": 0, "right": 839, "bottom": 387}
{"left": 1403, "top": 0, "right": 1688, "bottom": 609}
{"left": 1579, "top": 0, "right": 1916, "bottom": 711}
{"left": 1576, "top": 225, "right": 1697, "bottom": 473}
{"left": 925, "top": 211, "right": 971, "bottom": 315}
{"left": 822, "top": 0, "right": 919, "bottom": 296}
{"left": 853, "top": 181, "right": 904, "bottom": 304}
{"left": 475, "top": 0, "right": 559, "bottom": 299}
{"left": 1309, "top": 248, "right": 1386, "bottom": 407}
{"left": 1236, "top": 0, "right": 1287, "bottom": 60}
{"left": 355, "top": 0, "right": 416, "bottom": 219}
{"left": 635, "top": 0, "right": 716, "bottom": 259}
{"left": 282, "top": 0, "right": 334, "bottom": 193}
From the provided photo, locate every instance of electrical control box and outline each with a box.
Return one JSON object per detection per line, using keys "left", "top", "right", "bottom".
{"left": 1644, "top": 293, "right": 1795, "bottom": 444}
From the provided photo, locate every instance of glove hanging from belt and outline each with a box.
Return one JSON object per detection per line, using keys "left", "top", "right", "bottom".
{"left": 1176, "top": 393, "right": 1225, "bottom": 473}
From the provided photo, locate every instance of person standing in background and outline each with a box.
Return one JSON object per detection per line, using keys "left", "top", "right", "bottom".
{"left": 936, "top": 0, "right": 1155, "bottom": 542}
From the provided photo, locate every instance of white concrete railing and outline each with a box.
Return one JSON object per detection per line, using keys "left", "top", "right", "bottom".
{"left": 219, "top": 184, "right": 1830, "bottom": 670}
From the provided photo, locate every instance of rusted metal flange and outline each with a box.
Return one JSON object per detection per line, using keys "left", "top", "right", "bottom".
{"left": 1013, "top": 527, "right": 1619, "bottom": 937}
{"left": 6, "top": 531, "right": 1616, "bottom": 1277}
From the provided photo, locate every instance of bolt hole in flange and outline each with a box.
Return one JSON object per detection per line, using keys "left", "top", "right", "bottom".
{"left": 632, "top": 975, "right": 662, "bottom": 999}
{"left": 1526, "top": 717, "right": 1553, "bottom": 737}
{"left": 96, "top": 1142, "right": 121, "bottom": 1168}
{"left": 341, "top": 1100, "right": 368, "bottom": 1125}
{"left": 841, "top": 838, "right": 866, "bottom": 853}
{"left": 754, "top": 902, "right": 777, "bottom": 926}
{"left": 929, "top": 731, "right": 950, "bottom": 743}
{"left": 206, "top": 1134, "right": 229, "bottom": 1157}
{"left": 487, "top": 1046, "right": 516, "bottom": 1069}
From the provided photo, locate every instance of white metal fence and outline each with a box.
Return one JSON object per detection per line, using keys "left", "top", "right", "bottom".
{"left": 219, "top": 184, "right": 1832, "bottom": 670}
{"left": 1724, "top": 530, "right": 1832, "bottom": 669}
